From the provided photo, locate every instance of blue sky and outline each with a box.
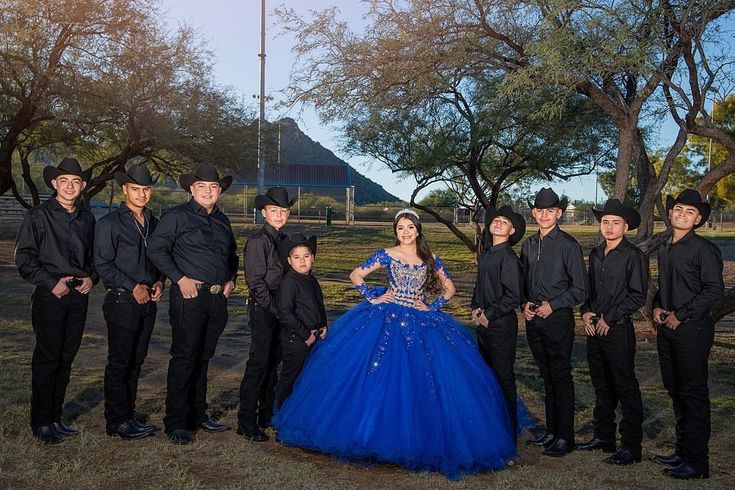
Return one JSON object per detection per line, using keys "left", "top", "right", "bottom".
{"left": 160, "top": 0, "right": 732, "bottom": 204}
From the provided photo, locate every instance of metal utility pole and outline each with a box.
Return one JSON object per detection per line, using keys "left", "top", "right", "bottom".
{"left": 256, "top": 0, "right": 267, "bottom": 222}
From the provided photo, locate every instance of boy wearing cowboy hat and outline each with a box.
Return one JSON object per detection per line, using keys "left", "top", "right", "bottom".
{"left": 147, "top": 163, "right": 239, "bottom": 445}
{"left": 237, "top": 186, "right": 296, "bottom": 442}
{"left": 471, "top": 205, "right": 526, "bottom": 441}
{"left": 520, "top": 187, "right": 588, "bottom": 457}
{"left": 576, "top": 199, "right": 648, "bottom": 466}
{"left": 15, "top": 157, "right": 98, "bottom": 444}
{"left": 273, "top": 234, "right": 327, "bottom": 409}
{"left": 94, "top": 163, "right": 163, "bottom": 439}
{"left": 650, "top": 189, "right": 723, "bottom": 479}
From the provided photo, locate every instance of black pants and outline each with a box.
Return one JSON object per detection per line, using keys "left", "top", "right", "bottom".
{"left": 476, "top": 315, "right": 518, "bottom": 441}
{"left": 164, "top": 285, "right": 228, "bottom": 433}
{"left": 238, "top": 300, "right": 281, "bottom": 429}
{"left": 275, "top": 330, "right": 313, "bottom": 410}
{"left": 657, "top": 318, "right": 714, "bottom": 473}
{"left": 586, "top": 319, "right": 642, "bottom": 453}
{"left": 526, "top": 307, "right": 575, "bottom": 442}
{"left": 103, "top": 291, "right": 157, "bottom": 428}
{"left": 30, "top": 287, "right": 89, "bottom": 428}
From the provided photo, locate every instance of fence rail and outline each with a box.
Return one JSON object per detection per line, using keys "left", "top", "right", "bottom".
{"left": 2, "top": 194, "right": 734, "bottom": 231}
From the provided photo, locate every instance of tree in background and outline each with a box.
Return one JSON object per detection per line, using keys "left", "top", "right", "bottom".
{"left": 277, "top": 4, "right": 616, "bottom": 253}
{"left": 278, "top": 0, "right": 735, "bottom": 318}
{"left": 687, "top": 95, "right": 735, "bottom": 209}
{"left": 1, "top": 0, "right": 256, "bottom": 207}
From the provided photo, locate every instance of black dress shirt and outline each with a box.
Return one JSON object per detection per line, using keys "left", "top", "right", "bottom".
{"left": 471, "top": 241, "right": 523, "bottom": 323}
{"left": 653, "top": 230, "right": 724, "bottom": 322}
{"left": 146, "top": 199, "right": 238, "bottom": 285}
{"left": 244, "top": 223, "right": 285, "bottom": 315}
{"left": 94, "top": 203, "right": 163, "bottom": 291}
{"left": 15, "top": 197, "right": 97, "bottom": 290}
{"left": 277, "top": 269, "right": 327, "bottom": 341}
{"left": 581, "top": 237, "right": 649, "bottom": 326}
{"left": 520, "top": 225, "right": 588, "bottom": 310}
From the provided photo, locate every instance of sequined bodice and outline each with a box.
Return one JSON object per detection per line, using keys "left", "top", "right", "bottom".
{"left": 358, "top": 249, "right": 448, "bottom": 308}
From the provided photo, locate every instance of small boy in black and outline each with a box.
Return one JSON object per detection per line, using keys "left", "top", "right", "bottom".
{"left": 274, "top": 234, "right": 327, "bottom": 408}
{"left": 471, "top": 205, "right": 525, "bottom": 442}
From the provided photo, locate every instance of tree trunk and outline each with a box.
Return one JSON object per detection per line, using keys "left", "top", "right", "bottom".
{"left": 612, "top": 121, "right": 638, "bottom": 200}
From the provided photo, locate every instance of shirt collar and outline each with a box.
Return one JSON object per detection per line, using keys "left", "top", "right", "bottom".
{"left": 672, "top": 229, "right": 696, "bottom": 246}
{"left": 47, "top": 196, "right": 82, "bottom": 215}
{"left": 488, "top": 241, "right": 511, "bottom": 253}
{"left": 262, "top": 222, "right": 282, "bottom": 239}
{"left": 187, "top": 198, "right": 218, "bottom": 216}
{"left": 537, "top": 225, "right": 561, "bottom": 240}
{"left": 119, "top": 202, "right": 150, "bottom": 219}
{"left": 596, "top": 236, "right": 630, "bottom": 254}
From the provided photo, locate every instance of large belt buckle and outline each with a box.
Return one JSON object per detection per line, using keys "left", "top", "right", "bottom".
{"left": 209, "top": 284, "right": 223, "bottom": 295}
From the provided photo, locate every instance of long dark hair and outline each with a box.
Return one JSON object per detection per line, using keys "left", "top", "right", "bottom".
{"left": 393, "top": 212, "right": 443, "bottom": 295}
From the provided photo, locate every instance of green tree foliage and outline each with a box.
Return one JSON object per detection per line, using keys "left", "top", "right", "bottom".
{"left": 277, "top": 3, "right": 617, "bottom": 252}
{"left": 418, "top": 189, "right": 459, "bottom": 208}
{"left": 0, "top": 0, "right": 256, "bottom": 206}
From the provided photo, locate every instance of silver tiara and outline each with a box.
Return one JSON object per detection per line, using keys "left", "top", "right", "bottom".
{"left": 394, "top": 208, "right": 420, "bottom": 221}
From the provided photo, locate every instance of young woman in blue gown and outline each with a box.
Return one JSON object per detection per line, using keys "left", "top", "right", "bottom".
{"left": 272, "top": 209, "right": 518, "bottom": 480}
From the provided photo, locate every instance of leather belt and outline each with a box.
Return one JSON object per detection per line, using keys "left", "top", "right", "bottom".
{"left": 107, "top": 287, "right": 130, "bottom": 294}
{"left": 197, "top": 283, "right": 224, "bottom": 295}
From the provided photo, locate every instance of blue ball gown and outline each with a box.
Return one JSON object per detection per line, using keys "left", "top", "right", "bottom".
{"left": 272, "top": 249, "right": 517, "bottom": 480}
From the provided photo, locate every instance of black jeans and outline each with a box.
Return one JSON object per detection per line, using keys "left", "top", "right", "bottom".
{"left": 476, "top": 314, "right": 518, "bottom": 441}
{"left": 103, "top": 291, "right": 157, "bottom": 427}
{"left": 163, "top": 285, "right": 228, "bottom": 433}
{"left": 238, "top": 300, "right": 281, "bottom": 429}
{"left": 30, "top": 287, "right": 89, "bottom": 428}
{"left": 275, "top": 330, "right": 313, "bottom": 410}
{"left": 586, "top": 319, "right": 642, "bottom": 452}
{"left": 526, "top": 307, "right": 575, "bottom": 442}
{"left": 657, "top": 318, "right": 714, "bottom": 473}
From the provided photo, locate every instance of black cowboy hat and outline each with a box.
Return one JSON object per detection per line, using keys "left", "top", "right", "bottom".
{"left": 591, "top": 198, "right": 641, "bottom": 231}
{"left": 487, "top": 205, "right": 526, "bottom": 246}
{"left": 255, "top": 186, "right": 297, "bottom": 210}
{"left": 665, "top": 189, "right": 711, "bottom": 228}
{"left": 115, "top": 163, "right": 158, "bottom": 187}
{"left": 43, "top": 157, "right": 93, "bottom": 189}
{"left": 528, "top": 187, "right": 568, "bottom": 212}
{"left": 178, "top": 163, "right": 233, "bottom": 193}
{"left": 278, "top": 233, "right": 317, "bottom": 267}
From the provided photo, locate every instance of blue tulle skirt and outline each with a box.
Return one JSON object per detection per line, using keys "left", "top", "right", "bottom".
{"left": 273, "top": 301, "right": 518, "bottom": 479}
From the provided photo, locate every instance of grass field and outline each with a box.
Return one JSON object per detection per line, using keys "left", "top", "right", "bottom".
{"left": 0, "top": 222, "right": 733, "bottom": 489}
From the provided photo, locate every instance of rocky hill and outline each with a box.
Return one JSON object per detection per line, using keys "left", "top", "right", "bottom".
{"left": 267, "top": 118, "right": 400, "bottom": 204}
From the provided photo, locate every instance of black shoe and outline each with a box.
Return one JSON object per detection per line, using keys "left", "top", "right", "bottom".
{"left": 575, "top": 437, "right": 616, "bottom": 453}
{"left": 106, "top": 421, "right": 154, "bottom": 440}
{"left": 604, "top": 448, "right": 641, "bottom": 465}
{"left": 651, "top": 453, "right": 684, "bottom": 467}
{"left": 130, "top": 417, "right": 159, "bottom": 433}
{"left": 527, "top": 432, "right": 555, "bottom": 447}
{"left": 663, "top": 462, "right": 709, "bottom": 480}
{"left": 542, "top": 438, "right": 572, "bottom": 457}
{"left": 53, "top": 420, "right": 79, "bottom": 437}
{"left": 168, "top": 429, "right": 195, "bottom": 445}
{"left": 199, "top": 419, "right": 231, "bottom": 433}
{"left": 32, "top": 425, "right": 63, "bottom": 444}
{"left": 237, "top": 425, "right": 269, "bottom": 442}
